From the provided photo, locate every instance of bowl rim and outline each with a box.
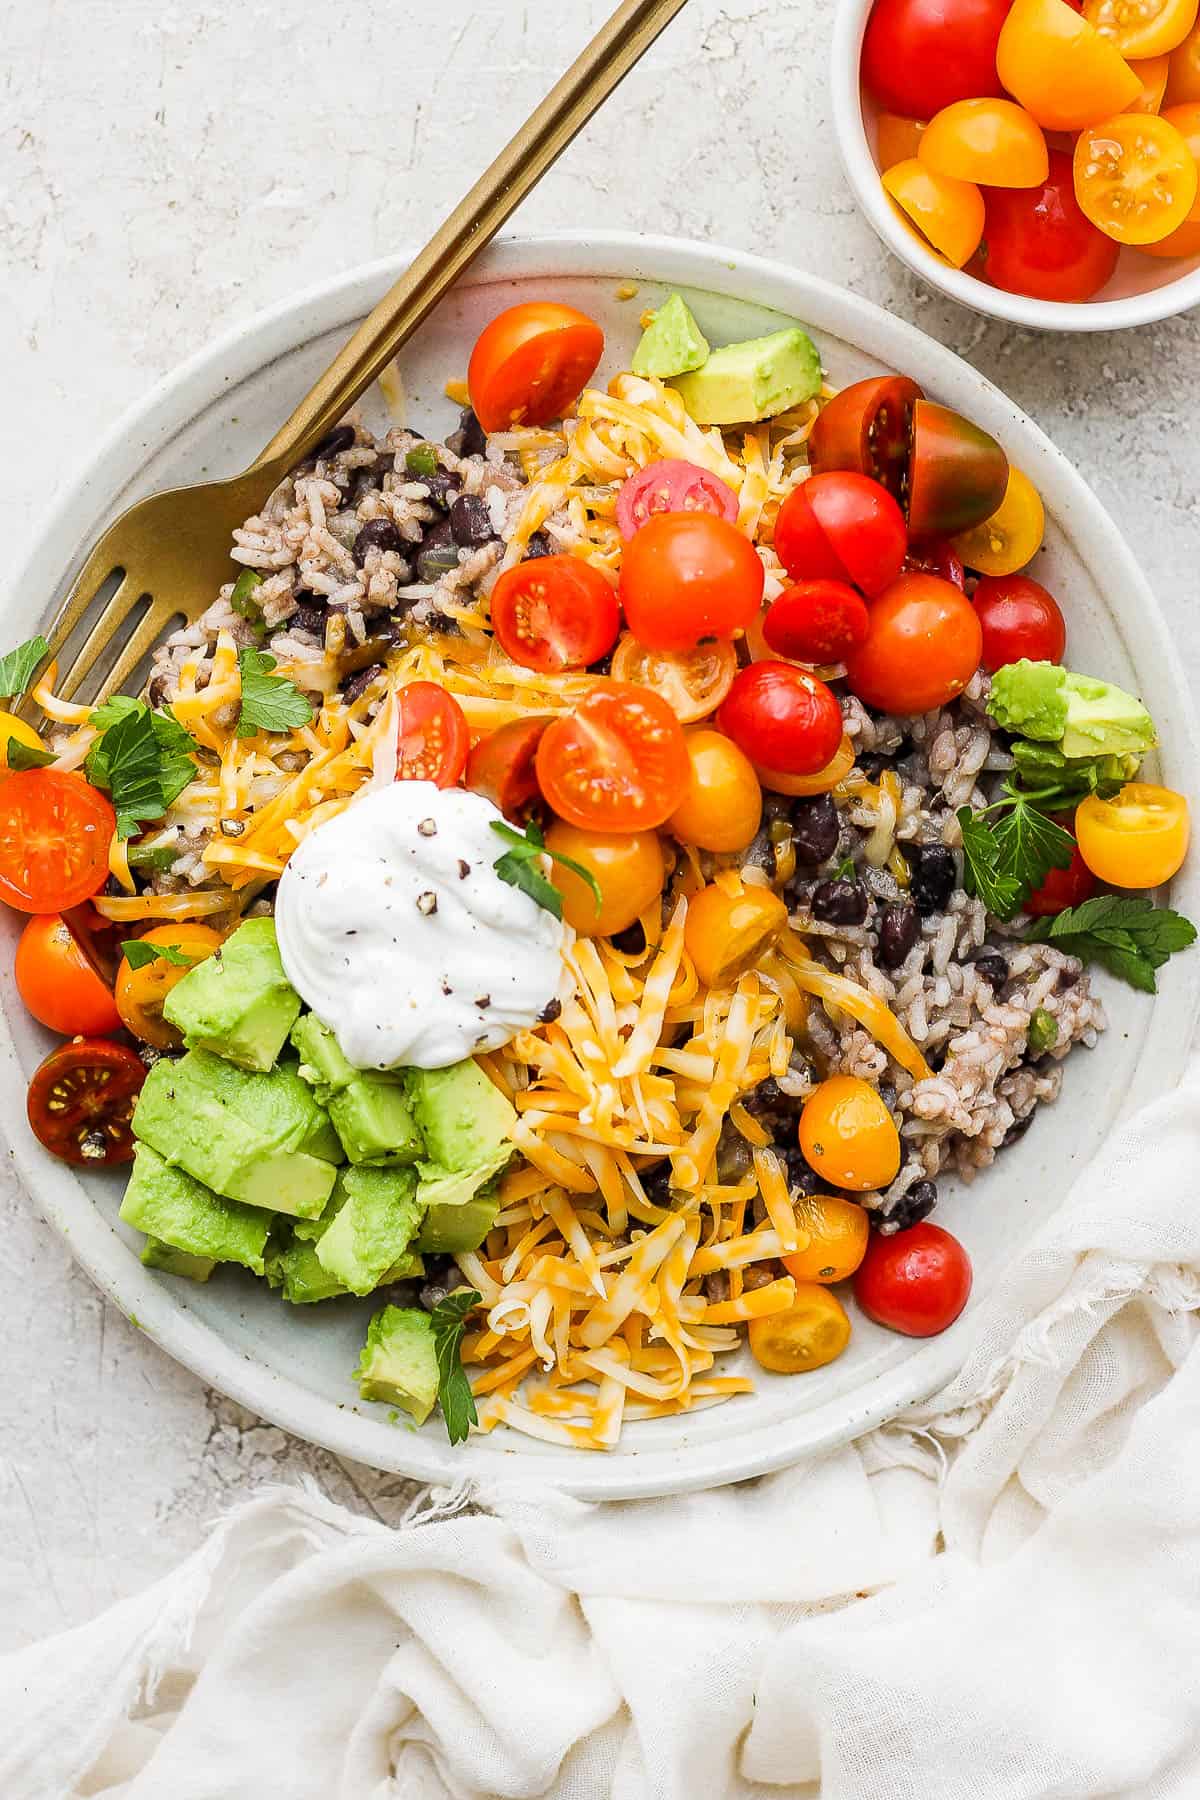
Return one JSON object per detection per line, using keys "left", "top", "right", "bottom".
{"left": 829, "top": 0, "right": 1200, "bottom": 333}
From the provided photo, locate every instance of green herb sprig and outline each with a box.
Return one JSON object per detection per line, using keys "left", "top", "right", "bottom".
{"left": 85, "top": 697, "right": 198, "bottom": 839}
{"left": 120, "top": 939, "right": 198, "bottom": 972}
{"left": 957, "top": 785, "right": 1075, "bottom": 921}
{"left": 490, "top": 819, "right": 601, "bottom": 921}
{"left": 0, "top": 635, "right": 49, "bottom": 700}
{"left": 236, "top": 648, "right": 315, "bottom": 739}
{"left": 1026, "top": 896, "right": 1197, "bottom": 994}
{"left": 6, "top": 738, "right": 56, "bottom": 770}
{"left": 428, "top": 1288, "right": 482, "bottom": 1445}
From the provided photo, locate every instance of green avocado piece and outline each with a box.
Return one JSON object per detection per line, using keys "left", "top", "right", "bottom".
{"left": 670, "top": 327, "right": 822, "bottom": 425}
{"left": 121, "top": 1143, "right": 272, "bottom": 1275}
{"left": 141, "top": 1236, "right": 217, "bottom": 1283}
{"left": 631, "top": 293, "right": 710, "bottom": 380}
{"left": 163, "top": 916, "right": 301, "bottom": 1071}
{"left": 290, "top": 1010, "right": 356, "bottom": 1094}
{"left": 418, "top": 1185, "right": 500, "bottom": 1255}
{"left": 406, "top": 1059, "right": 515, "bottom": 1180}
{"left": 987, "top": 659, "right": 1068, "bottom": 741}
{"left": 315, "top": 1164, "right": 424, "bottom": 1297}
{"left": 355, "top": 1305, "right": 440, "bottom": 1424}
{"left": 988, "top": 660, "right": 1157, "bottom": 761}
{"left": 291, "top": 1014, "right": 424, "bottom": 1166}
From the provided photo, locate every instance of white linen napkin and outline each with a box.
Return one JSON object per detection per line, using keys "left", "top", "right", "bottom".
{"left": 5, "top": 1060, "right": 1200, "bottom": 1800}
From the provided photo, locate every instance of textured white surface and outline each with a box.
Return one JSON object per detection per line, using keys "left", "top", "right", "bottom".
{"left": 1, "top": 0, "right": 1198, "bottom": 1651}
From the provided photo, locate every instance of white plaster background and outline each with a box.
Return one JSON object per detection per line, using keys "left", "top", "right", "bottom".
{"left": 1, "top": 0, "right": 1198, "bottom": 1651}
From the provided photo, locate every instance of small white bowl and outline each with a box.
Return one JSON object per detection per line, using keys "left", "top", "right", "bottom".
{"left": 831, "top": 0, "right": 1200, "bottom": 331}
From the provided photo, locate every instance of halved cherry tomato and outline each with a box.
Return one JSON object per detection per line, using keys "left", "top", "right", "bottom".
{"left": 615, "top": 459, "right": 738, "bottom": 541}
{"left": 1083, "top": 0, "right": 1199, "bottom": 60}
{"left": 467, "top": 301, "right": 604, "bottom": 433}
{"left": 609, "top": 634, "right": 737, "bottom": 723}
{"left": 1025, "top": 836, "right": 1098, "bottom": 914}
{"left": 774, "top": 472, "right": 908, "bottom": 597}
{"left": 619, "top": 513, "right": 764, "bottom": 652}
{"left": 15, "top": 913, "right": 121, "bottom": 1037}
{"left": 748, "top": 1286, "right": 851, "bottom": 1373}
{"left": 783, "top": 1194, "right": 871, "bottom": 1284}
{"left": 1165, "top": 12, "right": 1200, "bottom": 100}
{"left": 800, "top": 1075, "right": 901, "bottom": 1192}
{"left": 972, "top": 573, "right": 1066, "bottom": 669}
{"left": 753, "top": 733, "right": 855, "bottom": 797}
{"left": 882, "top": 157, "right": 987, "bottom": 266}
{"left": 846, "top": 573, "right": 983, "bottom": 714}
{"left": 114, "top": 923, "right": 224, "bottom": 1048}
{"left": 543, "top": 819, "right": 665, "bottom": 937}
{"left": 854, "top": 1221, "right": 973, "bottom": 1337}
{"left": 395, "top": 681, "right": 469, "bottom": 787}
{"left": 0, "top": 770, "right": 116, "bottom": 914}
{"left": 908, "top": 401, "right": 1009, "bottom": 541}
{"left": 903, "top": 538, "right": 967, "bottom": 589}
{"left": 1162, "top": 101, "right": 1200, "bottom": 217}
{"left": 920, "top": 98, "right": 1050, "bottom": 187}
{"left": 975, "top": 149, "right": 1121, "bottom": 300}
{"left": 762, "top": 581, "right": 870, "bottom": 664}
{"left": 0, "top": 711, "right": 46, "bottom": 776}
{"left": 536, "top": 681, "right": 690, "bottom": 832}
{"left": 718, "top": 663, "right": 845, "bottom": 776}
{"left": 490, "top": 556, "right": 619, "bottom": 673}
{"left": 667, "top": 728, "right": 763, "bottom": 853}
{"left": 27, "top": 1037, "right": 146, "bottom": 1167}
{"left": 683, "top": 879, "right": 787, "bottom": 988}
{"left": 807, "top": 375, "right": 924, "bottom": 508}
{"left": 1074, "top": 110, "right": 1198, "bottom": 241}
{"left": 951, "top": 466, "right": 1045, "bottom": 577}
{"left": 1135, "top": 213, "right": 1200, "bottom": 250}
{"left": 877, "top": 113, "right": 928, "bottom": 170}
{"left": 998, "top": 0, "right": 1143, "bottom": 130}
{"left": 1075, "top": 782, "right": 1190, "bottom": 886}
{"left": 861, "top": 0, "right": 1010, "bottom": 116}
{"left": 1127, "top": 52, "right": 1172, "bottom": 109}
{"left": 466, "top": 716, "right": 550, "bottom": 821}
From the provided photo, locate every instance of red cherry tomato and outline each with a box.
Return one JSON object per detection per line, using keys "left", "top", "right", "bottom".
{"left": 762, "top": 581, "right": 871, "bottom": 663}
{"left": 15, "top": 913, "right": 121, "bottom": 1037}
{"left": 467, "top": 301, "right": 604, "bottom": 433}
{"left": 490, "top": 555, "right": 619, "bottom": 673}
{"left": 615, "top": 459, "right": 739, "bottom": 541}
{"left": 807, "top": 374, "right": 924, "bottom": 508}
{"left": 0, "top": 769, "right": 116, "bottom": 915}
{"left": 862, "top": 0, "right": 1011, "bottom": 117}
{"left": 717, "top": 662, "right": 845, "bottom": 776}
{"left": 27, "top": 1037, "right": 146, "bottom": 1167}
{"left": 465, "top": 716, "right": 550, "bottom": 821}
{"left": 977, "top": 150, "right": 1120, "bottom": 303}
{"left": 908, "top": 400, "right": 1009, "bottom": 541}
{"left": 536, "top": 681, "right": 690, "bottom": 832}
{"left": 395, "top": 682, "right": 469, "bottom": 787}
{"left": 903, "top": 538, "right": 967, "bottom": 590}
{"left": 619, "top": 513, "right": 764, "bottom": 652}
{"left": 853, "top": 1221, "right": 973, "bottom": 1337}
{"left": 845, "top": 573, "right": 983, "bottom": 714}
{"left": 972, "top": 573, "right": 1067, "bottom": 670}
{"left": 1025, "top": 836, "right": 1098, "bottom": 916}
{"left": 774, "top": 472, "right": 908, "bottom": 597}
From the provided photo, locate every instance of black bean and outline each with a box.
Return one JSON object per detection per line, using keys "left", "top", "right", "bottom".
{"left": 345, "top": 468, "right": 379, "bottom": 509}
{"left": 811, "top": 878, "right": 869, "bottom": 926}
{"left": 589, "top": 652, "right": 614, "bottom": 677}
{"left": 524, "top": 531, "right": 555, "bottom": 559}
{"left": 743, "top": 1077, "right": 803, "bottom": 1140}
{"left": 289, "top": 601, "right": 327, "bottom": 637}
{"left": 858, "top": 751, "right": 891, "bottom": 780}
{"left": 312, "top": 424, "right": 356, "bottom": 460}
{"left": 341, "top": 663, "right": 384, "bottom": 705}
{"left": 609, "top": 921, "right": 646, "bottom": 956}
{"left": 878, "top": 901, "right": 919, "bottom": 968}
{"left": 415, "top": 518, "right": 461, "bottom": 584}
{"left": 352, "top": 518, "right": 404, "bottom": 566}
{"left": 1002, "top": 1110, "right": 1035, "bottom": 1148}
{"left": 378, "top": 1278, "right": 422, "bottom": 1310}
{"left": 908, "top": 842, "right": 956, "bottom": 915}
{"left": 973, "top": 950, "right": 1009, "bottom": 991}
{"left": 450, "top": 493, "right": 498, "bottom": 548}
{"left": 457, "top": 409, "right": 488, "bottom": 459}
{"left": 789, "top": 794, "right": 840, "bottom": 867}
{"left": 783, "top": 1145, "right": 824, "bottom": 1198}
{"left": 883, "top": 1180, "right": 938, "bottom": 1233}
{"left": 420, "top": 470, "right": 462, "bottom": 511}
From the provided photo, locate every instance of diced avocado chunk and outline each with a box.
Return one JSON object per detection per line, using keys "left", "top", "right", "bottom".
{"left": 670, "top": 327, "right": 822, "bottom": 425}
{"left": 355, "top": 1305, "right": 440, "bottom": 1424}
{"left": 316, "top": 1165, "right": 424, "bottom": 1297}
{"left": 290, "top": 1011, "right": 356, "bottom": 1094}
{"left": 631, "top": 292, "right": 710, "bottom": 379}
{"left": 141, "top": 1236, "right": 216, "bottom": 1283}
{"left": 418, "top": 1186, "right": 500, "bottom": 1255}
{"left": 264, "top": 1236, "right": 346, "bottom": 1304}
{"left": 406, "top": 1059, "right": 515, "bottom": 1182}
{"left": 163, "top": 916, "right": 300, "bottom": 1071}
{"left": 121, "top": 1143, "right": 272, "bottom": 1275}
{"left": 291, "top": 1014, "right": 424, "bottom": 1166}
{"left": 988, "top": 660, "right": 1157, "bottom": 761}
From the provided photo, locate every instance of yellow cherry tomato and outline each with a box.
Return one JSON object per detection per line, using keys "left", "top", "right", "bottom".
{"left": 115, "top": 924, "right": 223, "bottom": 1048}
{"left": 919, "top": 98, "right": 1050, "bottom": 188}
{"left": 609, "top": 633, "right": 738, "bottom": 725}
{"left": 1074, "top": 111, "right": 1198, "bottom": 242}
{"left": 1135, "top": 213, "right": 1200, "bottom": 249}
{"left": 1084, "top": 0, "right": 1199, "bottom": 60}
{"left": 544, "top": 820, "right": 665, "bottom": 938}
{"left": 799, "top": 1075, "right": 901, "bottom": 1193}
{"left": 0, "top": 710, "right": 46, "bottom": 776}
{"left": 998, "top": 0, "right": 1142, "bottom": 130}
{"left": 753, "top": 734, "right": 855, "bottom": 798}
{"left": 782, "top": 1195, "right": 871, "bottom": 1285}
{"left": 667, "top": 728, "right": 763, "bottom": 854}
{"left": 684, "top": 879, "right": 787, "bottom": 989}
{"left": 877, "top": 113, "right": 927, "bottom": 171}
{"left": 1127, "top": 52, "right": 1172, "bottom": 109}
{"left": 1165, "top": 12, "right": 1200, "bottom": 100}
{"left": 950, "top": 466, "right": 1046, "bottom": 578}
{"left": 748, "top": 1284, "right": 852, "bottom": 1374}
{"left": 1075, "top": 782, "right": 1190, "bottom": 888}
{"left": 1161, "top": 102, "right": 1200, "bottom": 216}
{"left": 880, "top": 159, "right": 986, "bottom": 267}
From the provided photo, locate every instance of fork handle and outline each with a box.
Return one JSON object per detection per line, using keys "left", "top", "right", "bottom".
{"left": 252, "top": 0, "right": 688, "bottom": 475}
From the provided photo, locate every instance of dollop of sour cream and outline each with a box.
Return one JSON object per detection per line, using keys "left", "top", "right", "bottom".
{"left": 275, "top": 781, "right": 568, "bottom": 1071}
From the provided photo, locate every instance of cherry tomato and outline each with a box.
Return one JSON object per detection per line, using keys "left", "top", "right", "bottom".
{"left": 489, "top": 556, "right": 619, "bottom": 674}
{"left": 718, "top": 663, "right": 844, "bottom": 777}
{"left": 1025, "top": 837, "right": 1098, "bottom": 914}
{"left": 808, "top": 375, "right": 924, "bottom": 508}
{"left": 1083, "top": 0, "right": 1199, "bottom": 61}
{"left": 619, "top": 513, "right": 764, "bottom": 652}
{"left": 1165, "top": 13, "right": 1200, "bottom": 101}
{"left": 762, "top": 581, "right": 870, "bottom": 664}
{"left": 395, "top": 681, "right": 469, "bottom": 787}
{"left": 114, "top": 923, "right": 224, "bottom": 1049}
{"left": 975, "top": 149, "right": 1121, "bottom": 300}
{"left": 1135, "top": 214, "right": 1200, "bottom": 251}
{"left": 467, "top": 301, "right": 604, "bottom": 433}
{"left": 0, "top": 711, "right": 46, "bottom": 776}
{"left": 15, "top": 913, "right": 121, "bottom": 1037}
{"left": 800, "top": 1075, "right": 901, "bottom": 1193}
{"left": 1127, "top": 52, "right": 1172, "bottom": 110}
{"left": 854, "top": 1221, "right": 973, "bottom": 1337}
{"left": 861, "top": 0, "right": 1010, "bottom": 116}
{"left": 877, "top": 113, "right": 928, "bottom": 170}
{"left": 882, "top": 157, "right": 987, "bottom": 266}
{"left": 903, "top": 538, "right": 967, "bottom": 589}
{"left": 536, "top": 681, "right": 690, "bottom": 832}
{"left": 908, "top": 401, "right": 1009, "bottom": 541}
{"left": 845, "top": 573, "right": 983, "bottom": 714}
{"left": 609, "top": 634, "right": 737, "bottom": 723}
{"left": 667, "top": 728, "right": 763, "bottom": 853}
{"left": 972, "top": 573, "right": 1066, "bottom": 669}
{"left": 782, "top": 1195, "right": 871, "bottom": 1284}
{"left": 920, "top": 98, "right": 1050, "bottom": 188}
{"left": 998, "top": 0, "right": 1143, "bottom": 130}
{"left": 1075, "top": 782, "right": 1190, "bottom": 886}
{"left": 683, "top": 879, "right": 787, "bottom": 988}
{"left": 27, "top": 1037, "right": 146, "bottom": 1167}
{"left": 0, "top": 770, "right": 116, "bottom": 915}
{"left": 1074, "top": 111, "right": 1198, "bottom": 242}
{"left": 543, "top": 819, "right": 665, "bottom": 937}
{"left": 774, "top": 472, "right": 908, "bottom": 597}
{"left": 465, "top": 716, "right": 550, "bottom": 821}
{"left": 1162, "top": 102, "right": 1200, "bottom": 218}
{"left": 753, "top": 733, "right": 855, "bottom": 797}
{"left": 951, "top": 466, "right": 1045, "bottom": 577}
{"left": 615, "top": 458, "right": 739, "bottom": 541}
{"left": 748, "top": 1286, "right": 851, "bottom": 1373}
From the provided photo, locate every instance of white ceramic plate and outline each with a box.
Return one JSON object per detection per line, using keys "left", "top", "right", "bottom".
{"left": 3, "top": 234, "right": 1198, "bottom": 1501}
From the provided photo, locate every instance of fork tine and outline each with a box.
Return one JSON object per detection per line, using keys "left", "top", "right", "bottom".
{"left": 42, "top": 536, "right": 129, "bottom": 663}
{"left": 83, "top": 598, "right": 182, "bottom": 705}
{"left": 56, "top": 573, "right": 143, "bottom": 701}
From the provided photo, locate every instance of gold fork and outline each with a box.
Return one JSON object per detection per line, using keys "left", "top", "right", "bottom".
{"left": 31, "top": 0, "right": 688, "bottom": 710}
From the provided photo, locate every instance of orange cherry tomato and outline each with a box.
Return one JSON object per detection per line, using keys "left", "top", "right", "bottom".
{"left": 950, "top": 466, "right": 1046, "bottom": 577}
{"left": 114, "top": 923, "right": 224, "bottom": 1048}
{"left": 395, "top": 681, "right": 470, "bottom": 787}
{"left": 920, "top": 98, "right": 1050, "bottom": 187}
{"left": 0, "top": 770, "right": 116, "bottom": 915}
{"left": 799, "top": 1075, "right": 901, "bottom": 1193}
{"left": 1127, "top": 52, "right": 1172, "bottom": 109}
{"left": 748, "top": 1285, "right": 851, "bottom": 1373}
{"left": 543, "top": 820, "right": 665, "bottom": 938}
{"left": 467, "top": 301, "right": 604, "bottom": 433}
{"left": 15, "top": 913, "right": 121, "bottom": 1037}
{"left": 881, "top": 158, "right": 986, "bottom": 266}
{"left": 26, "top": 1037, "right": 146, "bottom": 1167}
{"left": 683, "top": 879, "right": 787, "bottom": 988}
{"left": 537, "top": 681, "right": 690, "bottom": 833}
{"left": 609, "top": 634, "right": 738, "bottom": 724}
{"left": 1161, "top": 101, "right": 1200, "bottom": 216}
{"left": 1165, "top": 12, "right": 1200, "bottom": 100}
{"left": 619, "top": 513, "right": 765, "bottom": 653}
{"left": 1074, "top": 110, "right": 1198, "bottom": 240}
{"left": 877, "top": 113, "right": 927, "bottom": 170}
{"left": 845, "top": 573, "right": 983, "bottom": 715}
{"left": 1083, "top": 0, "right": 1199, "bottom": 60}
{"left": 998, "top": 0, "right": 1142, "bottom": 129}
{"left": 667, "top": 729, "right": 763, "bottom": 854}
{"left": 753, "top": 734, "right": 855, "bottom": 797}
{"left": 1074, "top": 782, "right": 1190, "bottom": 887}
{"left": 1135, "top": 213, "right": 1200, "bottom": 249}
{"left": 782, "top": 1195, "right": 871, "bottom": 1284}
{"left": 465, "top": 716, "right": 550, "bottom": 821}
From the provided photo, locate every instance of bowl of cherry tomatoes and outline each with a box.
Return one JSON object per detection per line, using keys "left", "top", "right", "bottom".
{"left": 832, "top": 0, "right": 1200, "bottom": 327}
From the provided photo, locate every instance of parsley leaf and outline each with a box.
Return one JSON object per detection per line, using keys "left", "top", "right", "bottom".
{"left": 957, "top": 792, "right": 1073, "bottom": 922}
{"left": 6, "top": 737, "right": 56, "bottom": 770}
{"left": 236, "top": 648, "right": 314, "bottom": 739}
{"left": 957, "top": 807, "right": 1023, "bottom": 919}
{"left": 1026, "top": 896, "right": 1197, "bottom": 994}
{"left": 428, "top": 1288, "right": 482, "bottom": 1445}
{"left": 85, "top": 699, "right": 198, "bottom": 839}
{"left": 0, "top": 635, "right": 49, "bottom": 700}
{"left": 120, "top": 938, "right": 198, "bottom": 971}
{"left": 490, "top": 818, "right": 601, "bottom": 922}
